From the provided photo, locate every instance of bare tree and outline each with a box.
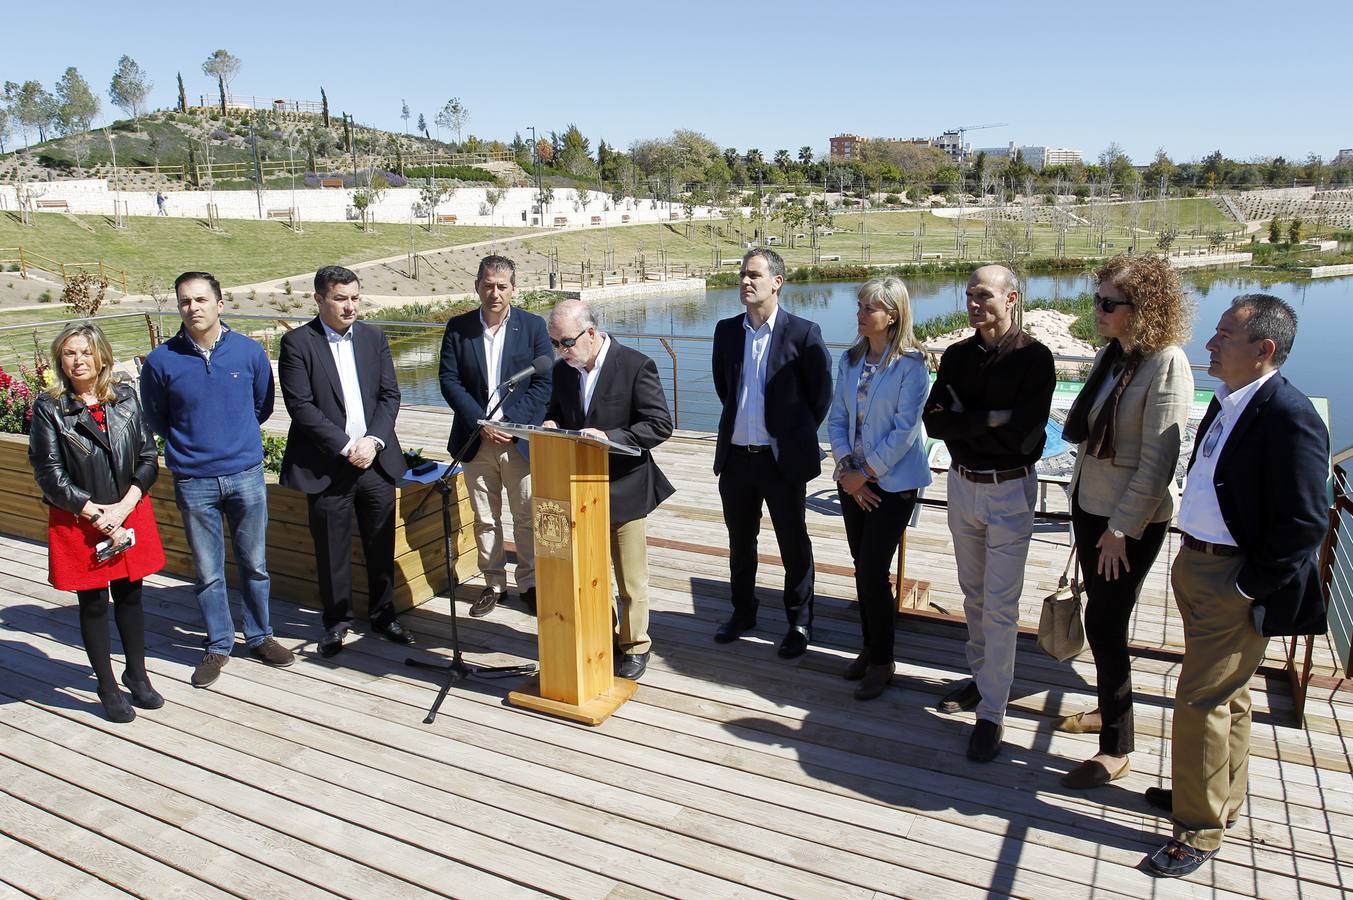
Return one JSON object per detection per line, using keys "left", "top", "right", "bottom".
{"left": 484, "top": 186, "right": 506, "bottom": 224}
{"left": 400, "top": 99, "right": 410, "bottom": 134}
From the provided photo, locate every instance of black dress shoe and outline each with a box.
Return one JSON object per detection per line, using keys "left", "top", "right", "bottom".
{"left": 377, "top": 619, "right": 415, "bottom": 645}
{"left": 1145, "top": 788, "right": 1237, "bottom": 828}
{"left": 967, "top": 718, "right": 1003, "bottom": 762}
{"left": 842, "top": 653, "right": 869, "bottom": 681}
{"left": 318, "top": 626, "right": 349, "bottom": 658}
{"left": 616, "top": 652, "right": 649, "bottom": 680}
{"left": 469, "top": 587, "right": 502, "bottom": 618}
{"left": 938, "top": 680, "right": 982, "bottom": 713}
{"left": 121, "top": 672, "right": 164, "bottom": 710}
{"left": 97, "top": 689, "right": 136, "bottom": 723}
{"left": 714, "top": 617, "right": 757, "bottom": 643}
{"left": 777, "top": 625, "right": 811, "bottom": 659}
{"left": 520, "top": 587, "right": 537, "bottom": 615}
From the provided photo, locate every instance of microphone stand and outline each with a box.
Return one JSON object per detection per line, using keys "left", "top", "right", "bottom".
{"left": 405, "top": 378, "right": 538, "bottom": 724}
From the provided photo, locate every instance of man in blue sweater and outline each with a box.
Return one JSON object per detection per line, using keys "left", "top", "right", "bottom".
{"left": 141, "top": 271, "right": 295, "bottom": 688}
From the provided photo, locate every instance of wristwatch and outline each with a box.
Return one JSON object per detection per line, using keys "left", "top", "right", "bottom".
{"left": 1111, "top": 528, "right": 1125, "bottom": 539}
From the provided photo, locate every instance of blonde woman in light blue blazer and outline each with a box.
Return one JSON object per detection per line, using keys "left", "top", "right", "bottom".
{"left": 828, "top": 276, "right": 933, "bottom": 700}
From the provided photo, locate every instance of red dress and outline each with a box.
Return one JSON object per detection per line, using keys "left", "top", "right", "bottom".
{"left": 46, "top": 404, "right": 166, "bottom": 592}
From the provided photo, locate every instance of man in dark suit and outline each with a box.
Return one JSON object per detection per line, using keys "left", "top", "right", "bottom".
{"left": 711, "top": 248, "right": 833, "bottom": 659}
{"left": 1143, "top": 294, "right": 1329, "bottom": 879}
{"left": 279, "top": 265, "right": 415, "bottom": 656}
{"left": 542, "top": 299, "right": 674, "bottom": 680}
{"left": 438, "top": 255, "right": 553, "bottom": 618}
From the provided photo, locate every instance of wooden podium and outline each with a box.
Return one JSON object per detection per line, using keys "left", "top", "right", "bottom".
{"left": 488, "top": 423, "right": 641, "bottom": 725}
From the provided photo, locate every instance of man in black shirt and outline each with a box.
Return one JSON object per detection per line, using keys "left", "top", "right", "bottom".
{"left": 923, "top": 264, "right": 1055, "bottom": 762}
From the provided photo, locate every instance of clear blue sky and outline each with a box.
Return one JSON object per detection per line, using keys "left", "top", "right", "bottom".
{"left": 7, "top": 0, "right": 1351, "bottom": 164}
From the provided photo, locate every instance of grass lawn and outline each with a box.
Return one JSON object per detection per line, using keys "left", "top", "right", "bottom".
{"left": 0, "top": 214, "right": 533, "bottom": 289}
{"left": 521, "top": 199, "right": 1237, "bottom": 273}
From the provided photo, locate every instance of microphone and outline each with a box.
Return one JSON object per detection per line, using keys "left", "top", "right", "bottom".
{"left": 495, "top": 354, "right": 553, "bottom": 395}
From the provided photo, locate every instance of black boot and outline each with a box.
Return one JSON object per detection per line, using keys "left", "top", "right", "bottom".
{"left": 97, "top": 688, "right": 136, "bottom": 723}
{"left": 121, "top": 671, "right": 164, "bottom": 710}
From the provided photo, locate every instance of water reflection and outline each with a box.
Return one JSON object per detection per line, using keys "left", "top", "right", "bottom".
{"left": 388, "top": 271, "right": 1350, "bottom": 450}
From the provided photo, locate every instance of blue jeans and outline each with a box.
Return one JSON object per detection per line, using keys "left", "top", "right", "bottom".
{"left": 174, "top": 463, "right": 273, "bottom": 655}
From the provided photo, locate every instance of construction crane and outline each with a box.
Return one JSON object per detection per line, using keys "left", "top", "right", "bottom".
{"left": 949, "top": 122, "right": 1008, "bottom": 156}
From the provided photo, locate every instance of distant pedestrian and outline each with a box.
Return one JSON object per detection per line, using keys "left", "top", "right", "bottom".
{"left": 155, "top": 192, "right": 167, "bottom": 216}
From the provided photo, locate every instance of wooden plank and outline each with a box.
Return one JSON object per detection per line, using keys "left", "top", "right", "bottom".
{"left": 0, "top": 831, "right": 133, "bottom": 899}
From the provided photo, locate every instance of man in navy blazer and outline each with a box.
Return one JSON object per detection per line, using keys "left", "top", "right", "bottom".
{"left": 1144, "top": 294, "right": 1329, "bottom": 879}
{"left": 438, "top": 255, "right": 552, "bottom": 618}
{"left": 711, "top": 248, "right": 833, "bottom": 658}
{"left": 279, "top": 266, "right": 414, "bottom": 656}
{"left": 543, "top": 299, "right": 675, "bottom": 680}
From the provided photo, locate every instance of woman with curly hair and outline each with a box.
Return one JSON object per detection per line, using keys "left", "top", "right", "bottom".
{"left": 29, "top": 323, "right": 166, "bottom": 722}
{"left": 1056, "top": 254, "right": 1195, "bottom": 788}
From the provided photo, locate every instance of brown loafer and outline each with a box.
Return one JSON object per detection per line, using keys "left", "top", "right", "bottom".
{"left": 1054, "top": 710, "right": 1103, "bottom": 734}
{"left": 1061, "top": 756, "right": 1130, "bottom": 789}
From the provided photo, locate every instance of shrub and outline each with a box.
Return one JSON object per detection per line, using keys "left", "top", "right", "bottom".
{"left": 402, "top": 164, "right": 497, "bottom": 183}
{"left": 261, "top": 431, "right": 286, "bottom": 474}
{"left": 37, "top": 290, "right": 52, "bottom": 303}
{"left": 885, "top": 193, "right": 901, "bottom": 205}
{"left": 0, "top": 363, "right": 51, "bottom": 435}
{"left": 210, "top": 128, "right": 230, "bottom": 141}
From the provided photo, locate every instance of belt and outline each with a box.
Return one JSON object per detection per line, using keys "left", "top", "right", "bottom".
{"left": 731, "top": 444, "right": 770, "bottom": 453}
{"left": 1182, "top": 534, "right": 1240, "bottom": 557}
{"left": 953, "top": 463, "right": 1033, "bottom": 484}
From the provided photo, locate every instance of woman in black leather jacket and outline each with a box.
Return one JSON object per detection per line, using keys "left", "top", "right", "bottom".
{"left": 29, "top": 323, "right": 166, "bottom": 722}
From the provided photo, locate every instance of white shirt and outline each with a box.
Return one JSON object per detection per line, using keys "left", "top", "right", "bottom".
{"left": 481, "top": 307, "right": 510, "bottom": 422}
{"left": 731, "top": 305, "right": 779, "bottom": 446}
{"left": 322, "top": 320, "right": 369, "bottom": 456}
{"left": 1177, "top": 369, "right": 1279, "bottom": 546}
{"left": 579, "top": 334, "right": 612, "bottom": 416}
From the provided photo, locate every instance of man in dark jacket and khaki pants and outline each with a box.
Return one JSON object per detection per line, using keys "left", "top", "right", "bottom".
{"left": 1144, "top": 294, "right": 1329, "bottom": 879}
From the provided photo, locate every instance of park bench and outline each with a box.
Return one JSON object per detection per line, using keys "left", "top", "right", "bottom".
{"left": 435, "top": 214, "right": 457, "bottom": 225}
{"left": 553, "top": 216, "right": 569, "bottom": 227}
{"left": 266, "top": 208, "right": 294, "bottom": 220}
{"left": 320, "top": 178, "right": 344, "bottom": 189}
{"left": 765, "top": 235, "right": 781, "bottom": 245}
{"left": 36, "top": 200, "right": 70, "bottom": 212}
{"left": 919, "top": 252, "right": 943, "bottom": 260}
{"left": 820, "top": 253, "right": 841, "bottom": 262}
{"left": 720, "top": 258, "right": 742, "bottom": 266}
{"left": 669, "top": 212, "right": 681, "bottom": 220}
{"left": 591, "top": 215, "right": 602, "bottom": 225}
{"left": 621, "top": 214, "right": 631, "bottom": 223}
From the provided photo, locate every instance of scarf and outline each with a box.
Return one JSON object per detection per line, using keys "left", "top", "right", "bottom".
{"left": 1062, "top": 340, "right": 1141, "bottom": 460}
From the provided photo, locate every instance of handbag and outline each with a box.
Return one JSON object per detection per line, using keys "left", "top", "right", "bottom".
{"left": 1037, "top": 545, "right": 1086, "bottom": 661}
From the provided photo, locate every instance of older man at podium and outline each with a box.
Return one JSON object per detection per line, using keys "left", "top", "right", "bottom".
{"left": 542, "top": 300, "right": 674, "bottom": 680}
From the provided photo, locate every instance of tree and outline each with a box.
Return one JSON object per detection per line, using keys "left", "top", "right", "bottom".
{"left": 798, "top": 145, "right": 813, "bottom": 166}
{"left": 536, "top": 185, "right": 555, "bottom": 220}
{"left": 218, "top": 75, "right": 226, "bottom": 114}
{"left": 55, "top": 68, "right": 97, "bottom": 135}
{"left": 774, "top": 148, "right": 791, "bottom": 171}
{"left": 1098, "top": 142, "right": 1134, "bottom": 191}
{"left": 448, "top": 98, "right": 468, "bottom": 145}
{"left": 320, "top": 87, "right": 330, "bottom": 127}
{"left": 400, "top": 99, "right": 410, "bottom": 133}
{"left": 4, "top": 80, "right": 59, "bottom": 145}
{"left": 201, "top": 50, "right": 241, "bottom": 99}
{"left": 109, "top": 55, "right": 152, "bottom": 120}
{"left": 1288, "top": 217, "right": 1303, "bottom": 245}
{"left": 417, "top": 113, "right": 428, "bottom": 139}
{"left": 176, "top": 72, "right": 187, "bottom": 112}
{"left": 1155, "top": 226, "right": 1178, "bottom": 253}
{"left": 484, "top": 186, "right": 506, "bottom": 224}
{"left": 56, "top": 68, "right": 98, "bottom": 169}
{"left": 0, "top": 106, "right": 9, "bottom": 153}
{"left": 1143, "top": 147, "right": 1175, "bottom": 190}
{"left": 1268, "top": 217, "right": 1282, "bottom": 244}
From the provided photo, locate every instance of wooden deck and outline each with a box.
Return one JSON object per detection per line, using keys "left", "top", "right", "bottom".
{"left": 2, "top": 408, "right": 1351, "bottom": 898}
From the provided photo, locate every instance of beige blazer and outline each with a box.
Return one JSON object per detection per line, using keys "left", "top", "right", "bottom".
{"left": 1066, "top": 344, "right": 1194, "bottom": 538}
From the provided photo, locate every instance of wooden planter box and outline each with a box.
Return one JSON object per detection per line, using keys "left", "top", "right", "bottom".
{"left": 0, "top": 432, "right": 476, "bottom": 617}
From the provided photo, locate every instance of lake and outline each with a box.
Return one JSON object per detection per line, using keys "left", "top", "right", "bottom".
{"left": 389, "top": 271, "right": 1352, "bottom": 453}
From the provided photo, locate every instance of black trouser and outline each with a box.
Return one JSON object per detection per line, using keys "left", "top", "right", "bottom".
{"left": 307, "top": 464, "right": 397, "bottom": 631}
{"left": 839, "top": 486, "right": 917, "bottom": 663}
{"left": 718, "top": 446, "right": 815, "bottom": 629}
{"left": 76, "top": 578, "right": 147, "bottom": 693}
{"left": 1071, "top": 493, "right": 1169, "bottom": 756}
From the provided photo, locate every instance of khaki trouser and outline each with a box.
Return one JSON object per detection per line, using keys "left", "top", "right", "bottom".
{"left": 1169, "top": 546, "right": 1269, "bottom": 851}
{"left": 462, "top": 444, "right": 534, "bottom": 593}
{"left": 947, "top": 468, "right": 1038, "bottom": 725}
{"left": 612, "top": 517, "right": 651, "bottom": 654}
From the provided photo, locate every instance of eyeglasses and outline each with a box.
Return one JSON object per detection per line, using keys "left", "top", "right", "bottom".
{"left": 550, "top": 328, "right": 588, "bottom": 350}
{"left": 1095, "top": 294, "right": 1135, "bottom": 313}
